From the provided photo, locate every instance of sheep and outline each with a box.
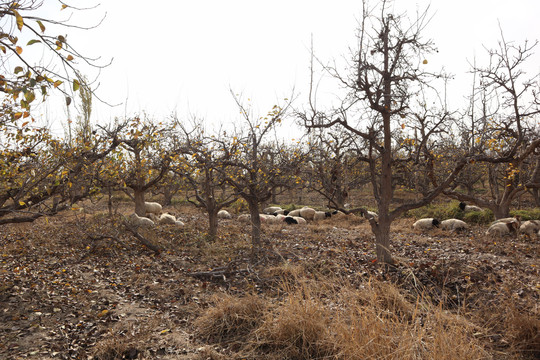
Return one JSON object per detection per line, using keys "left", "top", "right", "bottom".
{"left": 459, "top": 202, "right": 483, "bottom": 212}
{"left": 413, "top": 218, "right": 440, "bottom": 231}
{"left": 293, "top": 216, "right": 307, "bottom": 224}
{"left": 158, "top": 213, "right": 177, "bottom": 225}
{"left": 144, "top": 201, "right": 163, "bottom": 215}
{"left": 128, "top": 213, "right": 155, "bottom": 228}
{"left": 314, "top": 211, "right": 332, "bottom": 221}
{"left": 491, "top": 216, "right": 522, "bottom": 229}
{"left": 237, "top": 214, "right": 251, "bottom": 222}
{"left": 519, "top": 220, "right": 540, "bottom": 239}
{"left": 299, "top": 207, "right": 316, "bottom": 221}
{"left": 288, "top": 209, "right": 301, "bottom": 217}
{"left": 284, "top": 216, "right": 298, "bottom": 225}
{"left": 360, "top": 209, "right": 379, "bottom": 222}
{"left": 440, "top": 219, "right": 468, "bottom": 231}
{"left": 486, "top": 221, "right": 518, "bottom": 236}
{"left": 217, "top": 209, "right": 232, "bottom": 219}
{"left": 273, "top": 209, "right": 290, "bottom": 215}
{"left": 263, "top": 206, "right": 282, "bottom": 215}
{"left": 175, "top": 220, "right": 185, "bottom": 227}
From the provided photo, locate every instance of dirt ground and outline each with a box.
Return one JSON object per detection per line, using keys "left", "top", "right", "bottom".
{"left": 0, "top": 202, "right": 538, "bottom": 359}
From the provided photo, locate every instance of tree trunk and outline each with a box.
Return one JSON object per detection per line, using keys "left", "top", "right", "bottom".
{"left": 247, "top": 199, "right": 261, "bottom": 250}
{"left": 134, "top": 189, "right": 146, "bottom": 216}
{"left": 208, "top": 209, "right": 218, "bottom": 240}
{"left": 492, "top": 205, "right": 510, "bottom": 219}
{"left": 373, "top": 217, "right": 393, "bottom": 264}
{"left": 108, "top": 187, "right": 113, "bottom": 216}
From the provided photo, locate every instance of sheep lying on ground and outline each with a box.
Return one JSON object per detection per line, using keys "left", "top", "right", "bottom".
{"left": 491, "top": 216, "right": 521, "bottom": 227}
{"left": 144, "top": 201, "right": 162, "bottom": 215}
{"left": 314, "top": 211, "right": 332, "bottom": 221}
{"left": 287, "top": 209, "right": 301, "bottom": 217}
{"left": 459, "top": 202, "right": 483, "bottom": 212}
{"left": 217, "top": 209, "right": 232, "bottom": 219}
{"left": 440, "top": 219, "right": 468, "bottom": 231}
{"left": 413, "top": 218, "right": 440, "bottom": 231}
{"left": 263, "top": 206, "right": 282, "bottom": 215}
{"left": 128, "top": 213, "right": 155, "bottom": 228}
{"left": 238, "top": 214, "right": 251, "bottom": 222}
{"left": 360, "top": 209, "right": 379, "bottom": 222}
{"left": 519, "top": 220, "right": 540, "bottom": 239}
{"left": 158, "top": 213, "right": 177, "bottom": 225}
{"left": 486, "top": 221, "right": 519, "bottom": 236}
{"left": 299, "top": 207, "right": 316, "bottom": 221}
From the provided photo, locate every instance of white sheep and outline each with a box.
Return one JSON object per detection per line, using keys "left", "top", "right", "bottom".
{"left": 237, "top": 214, "right": 251, "bottom": 222}
{"left": 263, "top": 206, "right": 282, "bottom": 215}
{"left": 288, "top": 209, "right": 301, "bottom": 217}
{"left": 491, "top": 216, "right": 521, "bottom": 226}
{"left": 440, "top": 219, "right": 468, "bottom": 231}
{"left": 459, "top": 202, "right": 483, "bottom": 212}
{"left": 144, "top": 201, "right": 163, "bottom": 215}
{"left": 128, "top": 213, "right": 155, "bottom": 228}
{"left": 273, "top": 209, "right": 290, "bottom": 215}
{"left": 413, "top": 218, "right": 440, "bottom": 231}
{"left": 299, "top": 207, "right": 316, "bottom": 221}
{"left": 217, "top": 209, "right": 232, "bottom": 219}
{"left": 314, "top": 211, "right": 332, "bottom": 221}
{"left": 158, "top": 213, "right": 177, "bottom": 225}
{"left": 486, "top": 221, "right": 518, "bottom": 236}
{"left": 175, "top": 220, "right": 185, "bottom": 227}
{"left": 360, "top": 209, "right": 379, "bottom": 222}
{"left": 519, "top": 220, "right": 540, "bottom": 239}
{"left": 293, "top": 216, "right": 307, "bottom": 224}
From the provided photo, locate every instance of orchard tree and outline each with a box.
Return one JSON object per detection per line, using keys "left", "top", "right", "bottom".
{"left": 306, "top": 128, "right": 368, "bottom": 208}
{"left": 0, "top": 1, "right": 116, "bottom": 224}
{"left": 445, "top": 31, "right": 540, "bottom": 218}
{"left": 173, "top": 120, "right": 237, "bottom": 240}
{"left": 221, "top": 92, "right": 300, "bottom": 251}
{"left": 299, "top": 1, "right": 467, "bottom": 264}
{"left": 113, "top": 117, "right": 175, "bottom": 216}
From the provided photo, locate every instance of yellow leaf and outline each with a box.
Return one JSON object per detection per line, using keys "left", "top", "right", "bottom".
{"left": 53, "top": 80, "right": 62, "bottom": 88}
{"left": 61, "top": 4, "right": 68, "bottom": 10}
{"left": 73, "top": 79, "right": 80, "bottom": 91}
{"left": 36, "top": 20, "right": 45, "bottom": 33}
{"left": 98, "top": 309, "right": 109, "bottom": 317}
{"left": 66, "top": 54, "right": 74, "bottom": 61}
{"left": 160, "top": 329, "right": 171, "bottom": 334}
{"left": 15, "top": 46, "right": 22, "bottom": 55}
{"left": 422, "top": 59, "right": 428, "bottom": 64}
{"left": 18, "top": 201, "right": 25, "bottom": 206}
{"left": 13, "top": 112, "right": 22, "bottom": 120}
{"left": 12, "top": 9, "right": 24, "bottom": 31}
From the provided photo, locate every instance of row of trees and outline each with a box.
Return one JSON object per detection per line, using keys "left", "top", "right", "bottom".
{"left": 1, "top": 0, "right": 539, "bottom": 264}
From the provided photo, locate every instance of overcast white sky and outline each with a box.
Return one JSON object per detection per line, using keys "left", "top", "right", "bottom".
{"left": 36, "top": 0, "right": 540, "bottom": 135}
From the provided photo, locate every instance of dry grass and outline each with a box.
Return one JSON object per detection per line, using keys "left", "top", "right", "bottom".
{"left": 194, "top": 275, "right": 492, "bottom": 359}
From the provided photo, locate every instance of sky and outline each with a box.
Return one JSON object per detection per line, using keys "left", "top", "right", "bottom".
{"left": 32, "top": 0, "right": 540, "bottom": 136}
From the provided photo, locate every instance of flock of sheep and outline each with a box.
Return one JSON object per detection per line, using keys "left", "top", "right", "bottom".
{"left": 413, "top": 202, "right": 540, "bottom": 239}
{"left": 128, "top": 202, "right": 184, "bottom": 228}
{"left": 128, "top": 200, "right": 540, "bottom": 240}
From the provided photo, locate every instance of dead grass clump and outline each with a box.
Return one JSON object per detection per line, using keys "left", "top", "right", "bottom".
{"left": 194, "top": 293, "right": 268, "bottom": 344}
{"left": 252, "top": 290, "right": 337, "bottom": 359}
{"left": 93, "top": 334, "right": 138, "bottom": 360}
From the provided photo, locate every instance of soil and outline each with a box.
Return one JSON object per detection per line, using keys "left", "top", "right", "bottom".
{"left": 0, "top": 202, "right": 538, "bottom": 359}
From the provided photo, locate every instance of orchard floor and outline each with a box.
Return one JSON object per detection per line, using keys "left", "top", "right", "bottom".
{"left": 0, "top": 203, "right": 538, "bottom": 359}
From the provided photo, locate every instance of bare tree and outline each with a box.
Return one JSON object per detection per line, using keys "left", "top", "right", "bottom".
{"left": 220, "top": 92, "right": 298, "bottom": 253}
{"left": 173, "top": 120, "right": 237, "bottom": 240}
{"left": 444, "top": 29, "right": 540, "bottom": 218}
{"left": 299, "top": 1, "right": 467, "bottom": 264}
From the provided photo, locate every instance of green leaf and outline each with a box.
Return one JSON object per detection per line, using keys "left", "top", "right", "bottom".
{"left": 27, "top": 39, "right": 41, "bottom": 46}
{"left": 73, "top": 79, "right": 80, "bottom": 91}
{"left": 14, "top": 66, "right": 23, "bottom": 74}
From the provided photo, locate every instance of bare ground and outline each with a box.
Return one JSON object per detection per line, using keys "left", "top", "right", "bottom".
{"left": 0, "top": 203, "right": 538, "bottom": 359}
